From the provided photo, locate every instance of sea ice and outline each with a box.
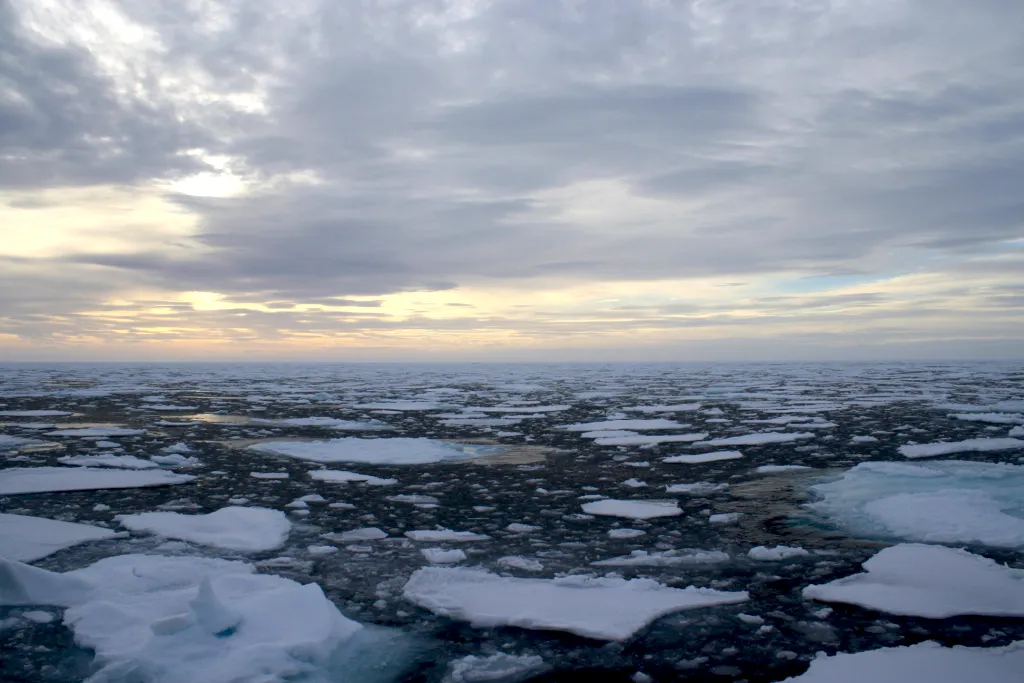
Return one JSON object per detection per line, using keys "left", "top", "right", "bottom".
{"left": 445, "top": 652, "right": 549, "bottom": 683}
{"left": 0, "top": 434, "right": 53, "bottom": 451}
{"left": 803, "top": 544, "right": 1024, "bottom": 618}
{"left": 249, "top": 437, "right": 473, "bottom": 464}
{"left": 310, "top": 470, "right": 398, "bottom": 486}
{"left": 562, "top": 419, "right": 692, "bottom": 432}
{"left": 0, "top": 467, "right": 195, "bottom": 495}
{"left": 808, "top": 461, "right": 1024, "bottom": 548}
{"left": 0, "top": 410, "right": 72, "bottom": 417}
{"left": 117, "top": 506, "right": 291, "bottom": 552}
{"left": 402, "top": 567, "right": 747, "bottom": 641}
{"left": 57, "top": 453, "right": 159, "bottom": 469}
{"left": 898, "top": 437, "right": 1024, "bottom": 459}
{"left": 695, "top": 432, "right": 814, "bottom": 446}
{"left": 405, "top": 529, "right": 490, "bottom": 542}
{"left": 756, "top": 465, "right": 813, "bottom": 474}
{"left": 748, "top": 546, "right": 810, "bottom": 561}
{"left": 662, "top": 450, "right": 743, "bottom": 464}
{"left": 276, "top": 417, "right": 391, "bottom": 429}
{"left": 592, "top": 549, "right": 730, "bottom": 567}
{"left": 594, "top": 433, "right": 708, "bottom": 446}
{"left": 0, "top": 513, "right": 118, "bottom": 562}
{"left": 581, "top": 499, "right": 682, "bottom": 519}
{"left": 422, "top": 548, "right": 468, "bottom": 564}
{"left": 665, "top": 482, "right": 729, "bottom": 494}
{"left": 44, "top": 426, "right": 147, "bottom": 437}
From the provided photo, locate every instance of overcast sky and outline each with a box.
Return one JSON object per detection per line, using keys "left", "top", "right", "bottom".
{"left": 2, "top": 0, "right": 1022, "bottom": 361}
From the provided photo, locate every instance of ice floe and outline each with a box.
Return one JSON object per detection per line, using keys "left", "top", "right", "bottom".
{"left": 44, "top": 426, "right": 147, "bottom": 437}
{"left": 695, "top": 432, "right": 815, "bottom": 446}
{"left": 594, "top": 432, "right": 709, "bottom": 446}
{"left": 0, "top": 513, "right": 118, "bottom": 562}
{"left": 562, "top": 419, "right": 692, "bottom": 432}
{"left": 402, "top": 567, "right": 747, "bottom": 641}
{"left": 117, "top": 506, "right": 291, "bottom": 552}
{"left": 581, "top": 499, "right": 682, "bottom": 519}
{"left": 445, "top": 652, "right": 548, "bottom": 683}
{"left": 0, "top": 467, "right": 195, "bottom": 495}
{"left": 310, "top": 470, "right": 398, "bottom": 486}
{"left": 663, "top": 450, "right": 743, "bottom": 464}
{"left": 898, "top": 437, "right": 1024, "bottom": 459}
{"left": 405, "top": 529, "right": 491, "bottom": 542}
{"left": 57, "top": 453, "right": 160, "bottom": 469}
{"left": 803, "top": 544, "right": 1024, "bottom": 618}
{"left": 248, "top": 437, "right": 474, "bottom": 464}
{"left": 748, "top": 546, "right": 810, "bottom": 561}
{"left": 592, "top": 549, "right": 729, "bottom": 567}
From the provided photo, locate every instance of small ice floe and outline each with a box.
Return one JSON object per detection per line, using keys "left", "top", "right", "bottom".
{"left": 0, "top": 410, "right": 73, "bottom": 417}
{"left": 276, "top": 417, "right": 391, "bottom": 429}
{"left": 755, "top": 464, "right": 812, "bottom": 474}
{"left": 663, "top": 450, "right": 743, "bottom": 464}
{"left": 307, "top": 545, "right": 338, "bottom": 556}
{"left": 781, "top": 639, "right": 1024, "bottom": 683}
{"left": 0, "top": 467, "right": 194, "bottom": 495}
{"left": 505, "top": 523, "right": 541, "bottom": 533}
{"left": 310, "top": 470, "right": 398, "bottom": 486}
{"left": 562, "top": 419, "right": 692, "bottom": 432}
{"left": 808, "top": 460, "right": 1024, "bottom": 548}
{"left": 592, "top": 549, "right": 729, "bottom": 567}
{"left": 747, "top": 546, "right": 810, "bottom": 561}
{"left": 150, "top": 453, "right": 202, "bottom": 467}
{"left": 44, "top": 426, "right": 147, "bottom": 437}
{"left": 708, "top": 513, "right": 742, "bottom": 524}
{"left": 594, "top": 433, "right": 709, "bottom": 446}
{"left": 475, "top": 405, "right": 570, "bottom": 414}
{"left": 622, "top": 404, "right": 702, "bottom": 413}
{"left": 248, "top": 437, "right": 473, "bottom": 465}
{"left": 0, "top": 513, "right": 118, "bottom": 562}
{"left": 803, "top": 544, "right": 1024, "bottom": 618}
{"left": 405, "top": 529, "right": 490, "bottom": 542}
{"left": 421, "top": 548, "right": 468, "bottom": 564}
{"left": 898, "top": 437, "right": 1024, "bottom": 459}
{"left": 144, "top": 404, "right": 199, "bottom": 411}
{"left": 58, "top": 454, "right": 159, "bottom": 469}
{"left": 0, "top": 434, "right": 58, "bottom": 452}
{"left": 389, "top": 494, "right": 439, "bottom": 504}
{"left": 116, "top": 506, "right": 291, "bottom": 552}
{"left": 354, "top": 401, "right": 454, "bottom": 411}
{"left": 402, "top": 567, "right": 747, "bottom": 641}
{"left": 608, "top": 529, "right": 646, "bottom": 539}
{"left": 665, "top": 482, "right": 729, "bottom": 494}
{"left": 250, "top": 471, "right": 289, "bottom": 479}
{"left": 851, "top": 435, "right": 879, "bottom": 443}
{"left": 0, "top": 554, "right": 377, "bottom": 683}
{"left": 949, "top": 412, "right": 1024, "bottom": 425}
{"left": 445, "top": 652, "right": 549, "bottom": 683}
{"left": 581, "top": 499, "right": 682, "bottom": 519}
{"left": 622, "top": 478, "right": 648, "bottom": 488}
{"left": 694, "top": 432, "right": 814, "bottom": 446}
{"left": 496, "top": 556, "right": 544, "bottom": 572}
{"left": 324, "top": 528, "right": 388, "bottom": 542}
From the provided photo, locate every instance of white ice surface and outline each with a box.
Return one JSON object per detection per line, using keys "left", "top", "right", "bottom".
{"left": 663, "top": 450, "right": 743, "bottom": 464}
{"left": 0, "top": 467, "right": 195, "bottom": 495}
{"left": 58, "top": 453, "right": 160, "bottom": 469}
{"left": 421, "top": 548, "right": 468, "bottom": 564}
{"left": 0, "top": 513, "right": 118, "bottom": 562}
{"left": 898, "top": 437, "right": 1024, "bottom": 459}
{"left": 44, "top": 426, "right": 147, "bottom": 437}
{"left": 592, "top": 549, "right": 729, "bottom": 567}
{"left": 665, "top": 482, "right": 729, "bottom": 494}
{"left": 803, "top": 543, "right": 1024, "bottom": 618}
{"left": 695, "top": 432, "right": 814, "bottom": 446}
{"left": 748, "top": 546, "right": 810, "bottom": 561}
{"left": 248, "top": 437, "right": 473, "bottom": 464}
{"left": 563, "top": 419, "right": 691, "bottom": 432}
{"left": 117, "top": 506, "right": 291, "bottom": 552}
{"left": 0, "top": 410, "right": 72, "bottom": 417}
{"left": 581, "top": 499, "right": 682, "bottom": 519}
{"left": 0, "top": 554, "right": 368, "bottom": 683}
{"left": 781, "top": 640, "right": 1024, "bottom": 683}
{"left": 594, "top": 433, "right": 709, "bottom": 446}
{"left": 276, "top": 417, "right": 391, "bottom": 429}
{"left": 445, "top": 653, "right": 548, "bottom": 683}
{"left": 403, "top": 567, "right": 747, "bottom": 641}
{"left": 405, "top": 529, "right": 490, "bottom": 542}
{"left": 310, "top": 470, "right": 398, "bottom": 486}
{"left": 809, "top": 461, "right": 1024, "bottom": 548}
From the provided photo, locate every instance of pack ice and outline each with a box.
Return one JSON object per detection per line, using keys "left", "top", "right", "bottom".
{"left": 808, "top": 461, "right": 1024, "bottom": 548}
{"left": 248, "top": 437, "right": 475, "bottom": 464}
{"left": 0, "top": 554, "right": 373, "bottom": 683}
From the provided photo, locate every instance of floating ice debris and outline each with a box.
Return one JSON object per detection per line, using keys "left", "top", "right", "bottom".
{"left": 505, "top": 523, "right": 541, "bottom": 533}
{"left": 248, "top": 437, "right": 474, "bottom": 464}
{"left": 0, "top": 513, "right": 118, "bottom": 562}
{"left": 580, "top": 430, "right": 638, "bottom": 439}
{"left": 755, "top": 464, "right": 813, "bottom": 474}
{"left": 622, "top": 404, "right": 702, "bottom": 413}
{"left": 354, "top": 401, "right": 453, "bottom": 411}
{"left": 803, "top": 544, "right": 1024, "bottom": 618}
{"left": 58, "top": 453, "right": 159, "bottom": 469}
{"left": 310, "top": 470, "right": 398, "bottom": 486}
{"left": 44, "top": 426, "right": 147, "bottom": 437}
{"left": 144, "top": 404, "right": 199, "bottom": 411}
{"left": 747, "top": 546, "right": 810, "bottom": 561}
{"left": 445, "top": 652, "right": 549, "bottom": 683}
{"left": 808, "top": 461, "right": 1024, "bottom": 548}
{"left": 665, "top": 482, "right": 729, "bottom": 494}
{"left": 898, "top": 437, "right": 1024, "bottom": 459}
{"left": 0, "top": 467, "right": 195, "bottom": 495}
{"left": 595, "top": 433, "right": 709, "bottom": 446}
{"left": 496, "top": 556, "right": 544, "bottom": 572}
{"left": 422, "top": 548, "right": 468, "bottom": 564}
{"left": 0, "top": 434, "right": 54, "bottom": 452}
{"left": 851, "top": 435, "right": 879, "bottom": 443}
{"left": 592, "top": 549, "right": 730, "bottom": 567}
{"left": 608, "top": 529, "right": 646, "bottom": 539}
{"left": 695, "top": 432, "right": 814, "bottom": 446}
{"left": 250, "top": 471, "right": 289, "bottom": 479}
{"left": 117, "top": 506, "right": 291, "bottom": 552}
{"left": 276, "top": 416, "right": 392, "bottom": 429}
{"left": 581, "top": 499, "right": 682, "bottom": 519}
{"left": 389, "top": 494, "right": 440, "bottom": 504}
{"left": 150, "top": 453, "right": 202, "bottom": 467}
{"left": 781, "top": 639, "right": 1024, "bottom": 683}
{"left": 949, "top": 413, "right": 1024, "bottom": 425}
{"left": 402, "top": 567, "right": 747, "bottom": 641}
{"left": 563, "top": 419, "right": 692, "bottom": 432}
{"left": 475, "top": 405, "right": 570, "bottom": 413}
{"left": 663, "top": 450, "right": 743, "bottom": 464}
{"left": 405, "top": 529, "right": 491, "bottom": 542}
{"left": 307, "top": 545, "right": 339, "bottom": 556}
{"left": 0, "top": 554, "right": 371, "bottom": 683}
{"left": 327, "top": 528, "right": 388, "bottom": 542}
{"left": 0, "top": 410, "right": 73, "bottom": 417}
{"left": 1012, "top": 425, "right": 1024, "bottom": 437}
{"left": 708, "top": 513, "right": 742, "bottom": 524}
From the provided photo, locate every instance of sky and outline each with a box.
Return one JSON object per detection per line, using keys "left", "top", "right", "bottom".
{"left": 1, "top": 0, "right": 1022, "bottom": 362}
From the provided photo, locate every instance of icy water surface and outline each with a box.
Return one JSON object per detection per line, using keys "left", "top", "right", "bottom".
{"left": 1, "top": 362, "right": 1023, "bottom": 682}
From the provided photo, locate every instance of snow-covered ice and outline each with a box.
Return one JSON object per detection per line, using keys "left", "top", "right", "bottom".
{"left": 663, "top": 450, "right": 743, "bottom": 464}
{"left": 444, "top": 652, "right": 548, "bottom": 683}
{"left": 0, "top": 513, "right": 118, "bottom": 562}
{"left": 248, "top": 437, "right": 474, "bottom": 464}
{"left": 898, "top": 437, "right": 1024, "bottom": 459}
{"left": 57, "top": 453, "right": 160, "bottom": 469}
{"left": 748, "top": 546, "right": 810, "bottom": 561}
{"left": 422, "top": 548, "right": 468, "bottom": 564}
{"left": 117, "top": 506, "right": 291, "bottom": 552}
{"left": 695, "top": 432, "right": 815, "bottom": 446}
{"left": 803, "top": 544, "right": 1024, "bottom": 618}
{"left": 44, "top": 426, "right": 147, "bottom": 437}
{"left": 581, "top": 499, "right": 682, "bottom": 519}
{"left": 405, "top": 529, "right": 490, "bottom": 542}
{"left": 592, "top": 549, "right": 730, "bottom": 567}
{"left": 402, "top": 567, "right": 747, "bottom": 641}
{"left": 0, "top": 467, "right": 195, "bottom": 495}
{"left": 594, "top": 432, "right": 708, "bottom": 446}
{"left": 310, "top": 469, "right": 398, "bottom": 486}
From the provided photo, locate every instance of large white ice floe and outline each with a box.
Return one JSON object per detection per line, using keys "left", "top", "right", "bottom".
{"left": 402, "top": 567, "right": 747, "bottom": 641}
{"left": 581, "top": 499, "right": 682, "bottom": 519}
{"left": 117, "top": 506, "right": 291, "bottom": 552}
{"left": 247, "top": 437, "right": 474, "bottom": 465}
{"left": 803, "top": 543, "right": 1024, "bottom": 618}
{"left": 0, "top": 434, "right": 54, "bottom": 452}
{"left": 0, "top": 553, "right": 376, "bottom": 683}
{"left": 898, "top": 437, "right": 1024, "bottom": 459}
{"left": 808, "top": 461, "right": 1024, "bottom": 548}
{"left": 0, "top": 467, "right": 195, "bottom": 495}
{"left": 781, "top": 640, "right": 1024, "bottom": 683}
{"left": 0, "top": 513, "right": 118, "bottom": 562}
{"left": 694, "top": 432, "right": 814, "bottom": 446}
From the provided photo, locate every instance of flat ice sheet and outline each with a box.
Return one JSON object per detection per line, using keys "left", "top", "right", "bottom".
{"left": 581, "top": 499, "right": 682, "bottom": 519}
{"left": 808, "top": 461, "right": 1024, "bottom": 548}
{"left": 403, "top": 567, "right": 747, "bottom": 641}
{"left": 58, "top": 454, "right": 159, "bottom": 469}
{"left": 117, "top": 506, "right": 291, "bottom": 552}
{"left": 0, "top": 513, "right": 118, "bottom": 562}
{"left": 782, "top": 640, "right": 1024, "bottom": 683}
{"left": 248, "top": 437, "right": 473, "bottom": 464}
{"left": 594, "top": 433, "right": 709, "bottom": 446}
{"left": 44, "top": 427, "right": 147, "bottom": 437}
{"left": 695, "top": 432, "right": 814, "bottom": 446}
{"left": 663, "top": 450, "right": 743, "bottom": 464}
{"left": 310, "top": 469, "right": 397, "bottom": 485}
{"left": 0, "top": 467, "right": 195, "bottom": 495}
{"left": 803, "top": 544, "right": 1024, "bottom": 618}
{"left": 898, "top": 437, "right": 1024, "bottom": 459}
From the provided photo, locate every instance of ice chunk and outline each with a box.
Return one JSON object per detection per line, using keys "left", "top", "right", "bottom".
{"left": 709, "top": 513, "right": 742, "bottom": 524}
{"left": 496, "top": 556, "right": 544, "bottom": 572}
{"left": 44, "top": 426, "right": 147, "bottom": 437}
{"left": 249, "top": 437, "right": 473, "bottom": 464}
{"left": 0, "top": 513, "right": 118, "bottom": 562}
{"left": 329, "top": 527, "right": 388, "bottom": 542}
{"left": 663, "top": 450, "right": 743, "bottom": 464}
{"left": 665, "top": 482, "right": 729, "bottom": 494}
{"left": 949, "top": 413, "right": 1024, "bottom": 425}
{"left": 189, "top": 577, "right": 243, "bottom": 635}
{"left": 695, "top": 432, "right": 814, "bottom": 446}
{"left": 277, "top": 416, "right": 391, "bottom": 429}
{"left": 0, "top": 467, "right": 195, "bottom": 495}
{"left": 581, "top": 499, "right": 682, "bottom": 519}
{"left": 0, "top": 410, "right": 72, "bottom": 417}
{"left": 594, "top": 433, "right": 708, "bottom": 446}
{"left": 748, "top": 546, "right": 810, "bottom": 561}
{"left": 403, "top": 567, "right": 747, "bottom": 641}
{"left": 58, "top": 453, "right": 159, "bottom": 469}
{"left": 0, "top": 557, "right": 93, "bottom": 606}
{"left": 756, "top": 464, "right": 812, "bottom": 474}
{"left": 592, "top": 549, "right": 729, "bottom": 567}
{"left": 117, "top": 506, "right": 291, "bottom": 552}
{"left": 422, "top": 548, "right": 468, "bottom": 564}
{"left": 563, "top": 419, "right": 692, "bottom": 432}
{"left": 780, "top": 639, "right": 1024, "bottom": 683}
{"left": 405, "top": 529, "right": 490, "bottom": 542}
{"left": 898, "top": 437, "right": 1024, "bottom": 459}
{"left": 808, "top": 461, "right": 1024, "bottom": 548}
{"left": 310, "top": 469, "right": 398, "bottom": 486}
{"left": 608, "top": 529, "right": 646, "bottom": 539}
{"left": 445, "top": 653, "right": 549, "bottom": 683}
{"left": 803, "top": 544, "right": 1024, "bottom": 618}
